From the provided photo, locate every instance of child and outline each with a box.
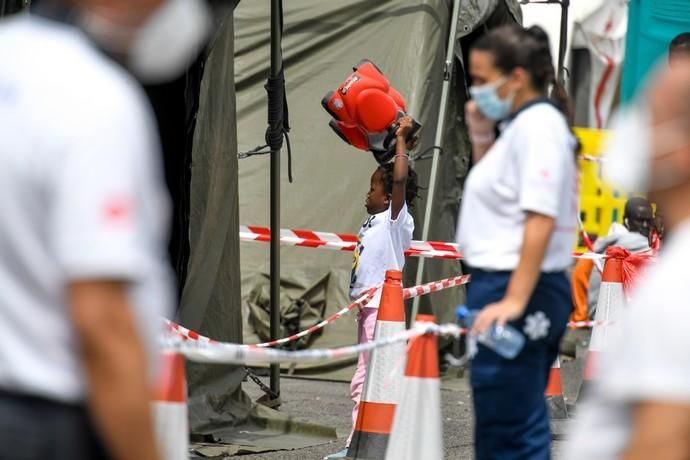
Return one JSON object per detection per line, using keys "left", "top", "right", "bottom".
{"left": 325, "top": 116, "right": 420, "bottom": 459}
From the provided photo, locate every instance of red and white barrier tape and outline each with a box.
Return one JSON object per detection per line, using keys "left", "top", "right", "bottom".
{"left": 163, "top": 322, "right": 445, "bottom": 365}
{"left": 164, "top": 316, "right": 609, "bottom": 366}
{"left": 240, "top": 225, "right": 605, "bottom": 261}
{"left": 567, "top": 319, "right": 613, "bottom": 329}
{"left": 164, "top": 322, "right": 464, "bottom": 365}
{"left": 165, "top": 320, "right": 217, "bottom": 344}
{"left": 403, "top": 274, "right": 471, "bottom": 299}
{"left": 163, "top": 293, "right": 376, "bottom": 349}
{"left": 165, "top": 315, "right": 615, "bottom": 365}
{"left": 248, "top": 286, "right": 378, "bottom": 348}
{"left": 579, "top": 154, "right": 605, "bottom": 163}
{"left": 166, "top": 274, "right": 472, "bottom": 348}
{"left": 240, "top": 225, "right": 463, "bottom": 260}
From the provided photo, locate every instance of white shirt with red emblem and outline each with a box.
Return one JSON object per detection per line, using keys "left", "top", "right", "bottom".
{"left": 0, "top": 16, "right": 174, "bottom": 403}
{"left": 456, "top": 103, "right": 579, "bottom": 272}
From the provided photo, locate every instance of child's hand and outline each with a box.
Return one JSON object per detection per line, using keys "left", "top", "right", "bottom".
{"left": 396, "top": 116, "right": 414, "bottom": 140}
{"left": 406, "top": 135, "right": 419, "bottom": 151}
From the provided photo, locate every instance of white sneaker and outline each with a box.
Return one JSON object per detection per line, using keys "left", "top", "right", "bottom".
{"left": 323, "top": 447, "right": 348, "bottom": 459}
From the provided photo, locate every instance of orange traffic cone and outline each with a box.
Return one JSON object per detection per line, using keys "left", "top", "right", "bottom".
{"left": 152, "top": 352, "right": 188, "bottom": 460}
{"left": 580, "top": 249, "right": 625, "bottom": 399}
{"left": 348, "top": 270, "right": 407, "bottom": 459}
{"left": 545, "top": 357, "right": 568, "bottom": 419}
{"left": 385, "top": 314, "right": 443, "bottom": 460}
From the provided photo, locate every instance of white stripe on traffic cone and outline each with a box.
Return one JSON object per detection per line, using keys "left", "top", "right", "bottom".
{"left": 348, "top": 270, "right": 407, "bottom": 459}
{"left": 581, "top": 248, "right": 626, "bottom": 398}
{"left": 385, "top": 314, "right": 443, "bottom": 460}
{"left": 152, "top": 351, "right": 188, "bottom": 460}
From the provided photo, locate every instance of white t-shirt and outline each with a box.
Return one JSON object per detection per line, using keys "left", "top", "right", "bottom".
{"left": 349, "top": 203, "right": 414, "bottom": 308}
{"left": 565, "top": 220, "right": 690, "bottom": 459}
{"left": 0, "top": 16, "right": 174, "bottom": 403}
{"left": 456, "top": 103, "right": 578, "bottom": 272}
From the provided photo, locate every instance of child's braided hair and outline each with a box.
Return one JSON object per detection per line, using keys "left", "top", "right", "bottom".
{"left": 377, "top": 162, "right": 421, "bottom": 208}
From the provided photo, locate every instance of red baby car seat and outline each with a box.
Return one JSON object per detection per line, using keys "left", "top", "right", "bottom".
{"left": 322, "top": 59, "right": 421, "bottom": 164}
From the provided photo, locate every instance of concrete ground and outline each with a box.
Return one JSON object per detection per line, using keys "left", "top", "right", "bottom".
{"left": 228, "top": 371, "right": 574, "bottom": 459}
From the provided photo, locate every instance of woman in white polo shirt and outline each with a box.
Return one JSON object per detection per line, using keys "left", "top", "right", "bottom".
{"left": 456, "top": 24, "right": 578, "bottom": 459}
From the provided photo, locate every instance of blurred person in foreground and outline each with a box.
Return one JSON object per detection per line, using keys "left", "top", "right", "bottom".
{"left": 456, "top": 24, "right": 578, "bottom": 459}
{"left": 570, "top": 197, "right": 654, "bottom": 324}
{"left": 566, "top": 57, "right": 690, "bottom": 459}
{"left": 0, "top": 1, "right": 210, "bottom": 459}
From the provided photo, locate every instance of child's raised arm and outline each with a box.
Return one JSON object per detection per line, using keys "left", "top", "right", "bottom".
{"left": 391, "top": 116, "right": 415, "bottom": 220}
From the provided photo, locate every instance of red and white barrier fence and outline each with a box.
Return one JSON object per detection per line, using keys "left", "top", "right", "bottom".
{"left": 240, "top": 226, "right": 463, "bottom": 260}
{"left": 247, "top": 286, "right": 377, "bottom": 348}
{"left": 240, "top": 225, "right": 606, "bottom": 261}
{"left": 579, "top": 154, "right": 605, "bottom": 163}
{"left": 166, "top": 275, "right": 472, "bottom": 348}
{"left": 164, "top": 314, "right": 613, "bottom": 366}
{"left": 403, "top": 274, "right": 470, "bottom": 298}
{"left": 163, "top": 322, "right": 448, "bottom": 365}
{"left": 165, "top": 271, "right": 608, "bottom": 354}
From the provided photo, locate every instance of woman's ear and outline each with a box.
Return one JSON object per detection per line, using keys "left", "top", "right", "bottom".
{"left": 510, "top": 68, "right": 528, "bottom": 91}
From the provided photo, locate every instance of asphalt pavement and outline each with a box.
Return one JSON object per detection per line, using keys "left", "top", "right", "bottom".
{"left": 229, "top": 372, "right": 572, "bottom": 460}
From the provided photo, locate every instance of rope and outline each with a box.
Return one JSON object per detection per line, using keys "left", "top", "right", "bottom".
{"left": 238, "top": 0, "right": 293, "bottom": 183}
{"left": 264, "top": 67, "right": 293, "bottom": 182}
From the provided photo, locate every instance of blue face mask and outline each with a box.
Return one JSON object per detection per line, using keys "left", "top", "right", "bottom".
{"left": 469, "top": 77, "right": 514, "bottom": 121}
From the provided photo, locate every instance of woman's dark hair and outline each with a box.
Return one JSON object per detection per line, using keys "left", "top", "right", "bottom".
{"left": 377, "top": 162, "right": 420, "bottom": 208}
{"left": 670, "top": 32, "right": 690, "bottom": 54}
{"left": 473, "top": 24, "right": 573, "bottom": 124}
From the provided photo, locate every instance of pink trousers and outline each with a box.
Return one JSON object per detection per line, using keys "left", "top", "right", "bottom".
{"left": 347, "top": 306, "right": 378, "bottom": 446}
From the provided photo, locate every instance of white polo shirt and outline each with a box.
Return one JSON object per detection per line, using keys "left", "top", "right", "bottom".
{"left": 456, "top": 103, "right": 578, "bottom": 272}
{"left": 0, "top": 16, "right": 174, "bottom": 403}
{"left": 565, "top": 220, "right": 690, "bottom": 459}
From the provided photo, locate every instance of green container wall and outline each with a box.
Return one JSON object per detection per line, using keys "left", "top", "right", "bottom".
{"left": 621, "top": 0, "right": 690, "bottom": 103}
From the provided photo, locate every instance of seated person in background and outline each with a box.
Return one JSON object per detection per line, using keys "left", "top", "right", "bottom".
{"left": 570, "top": 197, "right": 654, "bottom": 322}
{"left": 651, "top": 206, "right": 664, "bottom": 250}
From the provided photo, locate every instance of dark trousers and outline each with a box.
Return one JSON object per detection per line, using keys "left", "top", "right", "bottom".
{"left": 0, "top": 390, "right": 111, "bottom": 460}
{"left": 467, "top": 269, "right": 571, "bottom": 460}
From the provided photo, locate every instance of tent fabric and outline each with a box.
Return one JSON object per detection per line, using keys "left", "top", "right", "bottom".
{"left": 237, "top": 0, "right": 463, "bottom": 376}
{"left": 178, "top": 9, "right": 247, "bottom": 434}
{"left": 179, "top": 11, "right": 337, "bottom": 451}
{"left": 246, "top": 273, "right": 329, "bottom": 349}
{"left": 456, "top": 0, "right": 522, "bottom": 41}
{"left": 182, "top": 0, "right": 522, "bottom": 450}
{"left": 237, "top": 0, "right": 521, "bottom": 376}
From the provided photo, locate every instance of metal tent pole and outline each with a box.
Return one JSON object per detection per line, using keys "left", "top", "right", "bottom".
{"left": 557, "top": 0, "right": 570, "bottom": 84}
{"left": 410, "top": 0, "right": 461, "bottom": 325}
{"left": 269, "top": 0, "right": 282, "bottom": 398}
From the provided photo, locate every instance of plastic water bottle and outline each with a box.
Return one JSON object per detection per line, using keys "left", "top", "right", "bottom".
{"left": 456, "top": 305, "right": 525, "bottom": 359}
